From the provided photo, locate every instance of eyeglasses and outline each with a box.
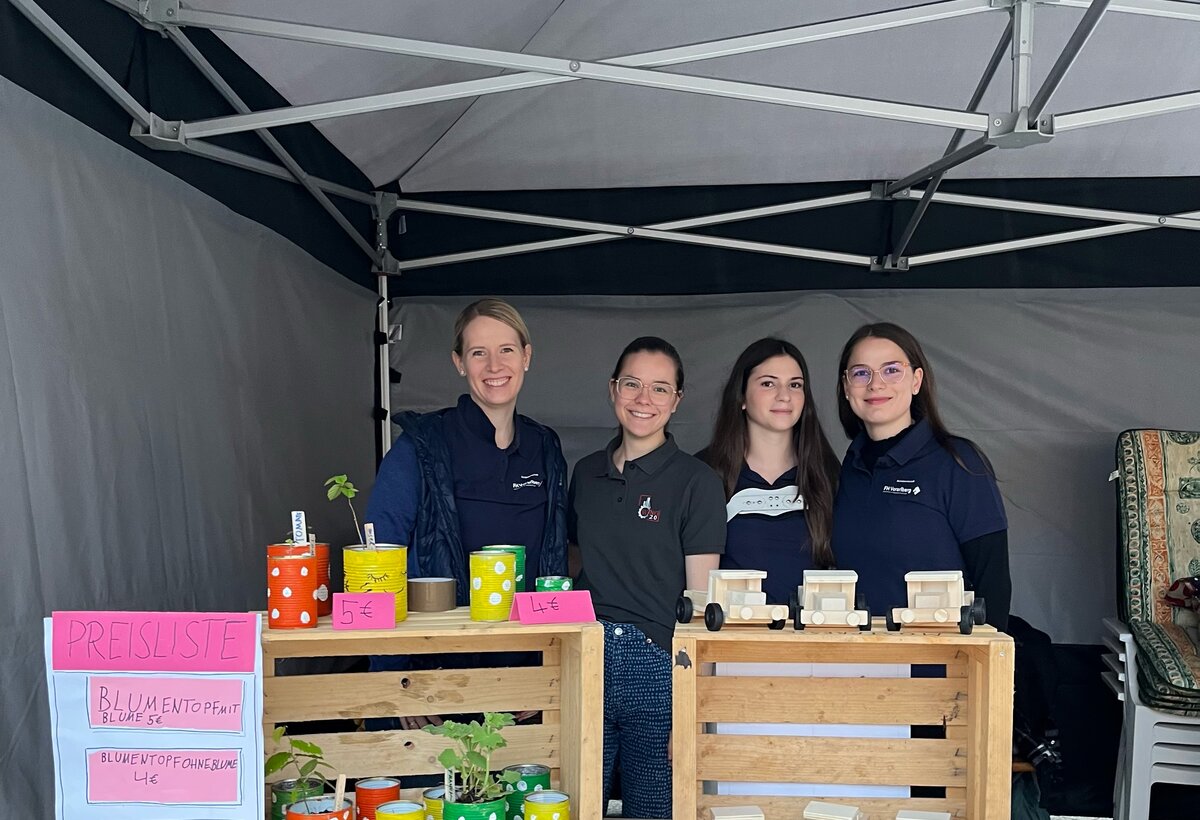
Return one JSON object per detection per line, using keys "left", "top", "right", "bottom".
{"left": 611, "top": 376, "right": 679, "bottom": 406}
{"left": 844, "top": 361, "right": 911, "bottom": 387}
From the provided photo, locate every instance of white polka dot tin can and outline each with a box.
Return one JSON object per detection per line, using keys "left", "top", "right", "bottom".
{"left": 267, "top": 554, "right": 319, "bottom": 629}
{"left": 523, "top": 789, "right": 570, "bottom": 820}
{"left": 285, "top": 796, "right": 353, "bottom": 819}
{"left": 469, "top": 549, "right": 516, "bottom": 621}
{"left": 421, "top": 786, "right": 444, "bottom": 820}
{"left": 502, "top": 763, "right": 551, "bottom": 820}
{"left": 374, "top": 800, "right": 424, "bottom": 820}
{"left": 482, "top": 544, "right": 526, "bottom": 590}
{"left": 534, "top": 576, "right": 572, "bottom": 592}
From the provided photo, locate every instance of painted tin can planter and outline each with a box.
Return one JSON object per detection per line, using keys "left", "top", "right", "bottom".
{"left": 343, "top": 544, "right": 408, "bottom": 621}
{"left": 502, "top": 763, "right": 551, "bottom": 820}
{"left": 354, "top": 777, "right": 401, "bottom": 820}
{"left": 440, "top": 796, "right": 507, "bottom": 820}
{"left": 523, "top": 790, "right": 569, "bottom": 820}
{"left": 534, "top": 576, "right": 572, "bottom": 592}
{"left": 482, "top": 544, "right": 526, "bottom": 590}
{"left": 469, "top": 550, "right": 516, "bottom": 621}
{"left": 422, "top": 787, "right": 445, "bottom": 820}
{"left": 286, "top": 796, "right": 353, "bottom": 819}
{"left": 269, "top": 543, "right": 333, "bottom": 616}
{"left": 271, "top": 778, "right": 324, "bottom": 820}
{"left": 375, "top": 800, "right": 424, "bottom": 820}
{"left": 268, "top": 554, "right": 320, "bottom": 629}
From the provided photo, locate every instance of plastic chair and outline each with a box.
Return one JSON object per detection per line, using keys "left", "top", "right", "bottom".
{"left": 1103, "top": 618, "right": 1200, "bottom": 820}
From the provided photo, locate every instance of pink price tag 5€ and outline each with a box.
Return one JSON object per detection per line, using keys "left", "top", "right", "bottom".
{"left": 509, "top": 591, "right": 595, "bottom": 624}
{"left": 332, "top": 593, "right": 397, "bottom": 630}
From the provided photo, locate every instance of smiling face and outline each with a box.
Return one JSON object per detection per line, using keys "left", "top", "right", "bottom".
{"left": 844, "top": 336, "right": 924, "bottom": 440}
{"left": 610, "top": 350, "right": 681, "bottom": 447}
{"left": 451, "top": 315, "right": 531, "bottom": 414}
{"left": 743, "top": 354, "right": 805, "bottom": 434}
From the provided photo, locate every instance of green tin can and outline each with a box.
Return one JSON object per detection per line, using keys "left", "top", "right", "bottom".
{"left": 482, "top": 544, "right": 526, "bottom": 590}
{"left": 502, "top": 763, "right": 552, "bottom": 820}
{"left": 535, "top": 576, "right": 572, "bottom": 592}
{"left": 270, "top": 778, "right": 324, "bottom": 819}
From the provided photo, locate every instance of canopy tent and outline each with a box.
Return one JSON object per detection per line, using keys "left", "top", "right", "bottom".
{"left": 3, "top": 1, "right": 1199, "bottom": 817}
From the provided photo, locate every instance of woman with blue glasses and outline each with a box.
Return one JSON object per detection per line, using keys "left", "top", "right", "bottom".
{"left": 831, "top": 322, "right": 1010, "bottom": 631}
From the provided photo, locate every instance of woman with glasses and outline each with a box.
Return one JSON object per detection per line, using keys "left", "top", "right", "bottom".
{"left": 568, "top": 336, "right": 725, "bottom": 819}
{"left": 701, "top": 338, "right": 840, "bottom": 606}
{"left": 832, "top": 322, "right": 1010, "bottom": 631}
{"left": 364, "top": 298, "right": 568, "bottom": 727}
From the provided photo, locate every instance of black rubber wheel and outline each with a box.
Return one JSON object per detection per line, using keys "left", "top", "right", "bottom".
{"left": 959, "top": 604, "right": 974, "bottom": 635}
{"left": 676, "top": 595, "right": 694, "bottom": 624}
{"left": 793, "top": 606, "right": 806, "bottom": 631}
{"left": 858, "top": 597, "right": 872, "bottom": 632}
{"left": 788, "top": 589, "right": 800, "bottom": 624}
{"left": 885, "top": 608, "right": 900, "bottom": 632}
{"left": 704, "top": 602, "right": 725, "bottom": 632}
{"left": 972, "top": 597, "right": 987, "bottom": 626}
{"left": 768, "top": 619, "right": 785, "bottom": 630}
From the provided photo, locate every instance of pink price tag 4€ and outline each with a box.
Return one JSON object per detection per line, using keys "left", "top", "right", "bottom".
{"left": 332, "top": 593, "right": 397, "bottom": 630}
{"left": 509, "top": 591, "right": 595, "bottom": 624}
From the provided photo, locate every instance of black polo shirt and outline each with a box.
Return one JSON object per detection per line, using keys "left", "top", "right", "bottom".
{"left": 444, "top": 394, "right": 547, "bottom": 590}
{"left": 722, "top": 465, "right": 814, "bottom": 605}
{"left": 832, "top": 419, "right": 1007, "bottom": 615}
{"left": 568, "top": 434, "right": 726, "bottom": 650}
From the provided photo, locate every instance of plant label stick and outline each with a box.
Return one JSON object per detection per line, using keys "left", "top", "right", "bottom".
{"left": 291, "top": 511, "right": 307, "bottom": 545}
{"left": 365, "top": 522, "right": 376, "bottom": 548}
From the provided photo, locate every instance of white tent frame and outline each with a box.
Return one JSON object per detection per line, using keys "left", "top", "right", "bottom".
{"left": 11, "top": 0, "right": 1200, "bottom": 449}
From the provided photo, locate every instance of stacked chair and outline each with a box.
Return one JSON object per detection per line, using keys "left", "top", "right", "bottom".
{"left": 1104, "top": 429, "right": 1200, "bottom": 819}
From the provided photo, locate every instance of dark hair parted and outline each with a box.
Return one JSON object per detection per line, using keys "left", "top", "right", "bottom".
{"left": 704, "top": 338, "right": 840, "bottom": 568}
{"left": 610, "top": 336, "right": 685, "bottom": 392}
{"left": 835, "top": 322, "right": 994, "bottom": 474}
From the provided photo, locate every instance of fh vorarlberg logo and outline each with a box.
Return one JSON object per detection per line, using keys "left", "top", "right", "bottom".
{"left": 512, "top": 473, "right": 543, "bottom": 490}
{"left": 883, "top": 479, "right": 921, "bottom": 496}
{"left": 637, "top": 495, "right": 661, "bottom": 522}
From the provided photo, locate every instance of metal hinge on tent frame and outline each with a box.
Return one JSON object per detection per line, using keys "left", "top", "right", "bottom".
{"left": 373, "top": 193, "right": 404, "bottom": 276}
{"left": 130, "top": 114, "right": 186, "bottom": 150}
{"left": 137, "top": 0, "right": 180, "bottom": 31}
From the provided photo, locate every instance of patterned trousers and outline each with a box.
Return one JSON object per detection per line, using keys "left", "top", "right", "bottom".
{"left": 601, "top": 621, "right": 673, "bottom": 818}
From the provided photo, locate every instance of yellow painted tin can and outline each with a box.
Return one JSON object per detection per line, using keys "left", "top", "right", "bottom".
{"left": 420, "top": 787, "right": 444, "bottom": 820}
{"left": 343, "top": 544, "right": 408, "bottom": 621}
{"left": 375, "top": 800, "right": 423, "bottom": 820}
{"left": 469, "top": 549, "right": 516, "bottom": 621}
{"left": 524, "top": 790, "right": 570, "bottom": 820}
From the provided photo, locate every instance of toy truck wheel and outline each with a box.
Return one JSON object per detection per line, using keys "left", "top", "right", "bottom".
{"left": 856, "top": 592, "right": 868, "bottom": 611}
{"left": 768, "top": 618, "right": 785, "bottom": 630}
{"left": 676, "top": 595, "right": 694, "bottom": 624}
{"left": 788, "top": 590, "right": 800, "bottom": 622}
{"left": 793, "top": 606, "right": 805, "bottom": 631}
{"left": 958, "top": 604, "right": 974, "bottom": 635}
{"left": 846, "top": 610, "right": 861, "bottom": 628}
{"left": 972, "top": 597, "right": 987, "bottom": 626}
{"left": 885, "top": 609, "right": 901, "bottom": 632}
{"left": 857, "top": 597, "right": 872, "bottom": 631}
{"left": 704, "top": 602, "right": 725, "bottom": 632}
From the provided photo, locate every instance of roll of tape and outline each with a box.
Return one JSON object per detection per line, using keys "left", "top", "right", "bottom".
{"left": 408, "top": 577, "right": 456, "bottom": 612}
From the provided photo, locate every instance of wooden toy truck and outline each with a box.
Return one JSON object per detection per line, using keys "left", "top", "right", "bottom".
{"left": 793, "top": 569, "right": 871, "bottom": 631}
{"left": 803, "top": 800, "right": 864, "bottom": 820}
{"left": 676, "top": 569, "right": 789, "bottom": 631}
{"left": 886, "top": 570, "right": 986, "bottom": 635}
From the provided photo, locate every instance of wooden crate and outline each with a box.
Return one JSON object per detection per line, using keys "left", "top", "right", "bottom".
{"left": 672, "top": 620, "right": 1014, "bottom": 820}
{"left": 261, "top": 608, "right": 603, "bottom": 817}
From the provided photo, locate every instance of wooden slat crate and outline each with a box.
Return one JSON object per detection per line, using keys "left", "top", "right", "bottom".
{"left": 261, "top": 608, "right": 603, "bottom": 818}
{"left": 672, "top": 620, "right": 1014, "bottom": 820}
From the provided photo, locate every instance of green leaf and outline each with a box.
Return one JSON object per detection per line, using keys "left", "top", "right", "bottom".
{"left": 464, "top": 750, "right": 487, "bottom": 770}
{"left": 299, "top": 759, "right": 318, "bottom": 777}
{"left": 272, "top": 726, "right": 287, "bottom": 743}
{"left": 326, "top": 485, "right": 340, "bottom": 501}
{"left": 498, "top": 770, "right": 521, "bottom": 785}
{"left": 290, "top": 738, "right": 324, "bottom": 757}
{"left": 264, "top": 752, "right": 291, "bottom": 776}
{"left": 436, "top": 749, "right": 461, "bottom": 770}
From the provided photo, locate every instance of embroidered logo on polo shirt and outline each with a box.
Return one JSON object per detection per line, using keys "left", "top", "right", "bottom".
{"left": 883, "top": 481, "right": 921, "bottom": 496}
{"left": 637, "top": 495, "right": 661, "bottom": 522}
{"left": 512, "top": 473, "right": 543, "bottom": 490}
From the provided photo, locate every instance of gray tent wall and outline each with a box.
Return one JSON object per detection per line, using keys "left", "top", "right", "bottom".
{"left": 0, "top": 76, "right": 376, "bottom": 813}
{"left": 391, "top": 291, "right": 1200, "bottom": 646}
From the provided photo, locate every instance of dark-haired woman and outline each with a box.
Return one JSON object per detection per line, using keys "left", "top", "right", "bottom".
{"left": 831, "top": 322, "right": 1010, "bottom": 631}
{"left": 701, "top": 338, "right": 840, "bottom": 606}
{"left": 569, "top": 337, "right": 726, "bottom": 819}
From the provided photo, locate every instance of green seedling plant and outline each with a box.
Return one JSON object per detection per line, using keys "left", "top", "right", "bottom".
{"left": 264, "top": 725, "right": 335, "bottom": 810}
{"left": 324, "top": 474, "right": 364, "bottom": 544}
{"left": 423, "top": 712, "right": 521, "bottom": 804}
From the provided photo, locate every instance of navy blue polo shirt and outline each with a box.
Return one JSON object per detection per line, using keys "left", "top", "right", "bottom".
{"left": 832, "top": 419, "right": 1007, "bottom": 616}
{"left": 722, "top": 465, "right": 814, "bottom": 604}
{"left": 568, "top": 434, "right": 726, "bottom": 650}
{"left": 445, "top": 394, "right": 547, "bottom": 590}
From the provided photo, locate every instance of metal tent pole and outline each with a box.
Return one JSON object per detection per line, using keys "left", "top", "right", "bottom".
{"left": 1027, "top": 0, "right": 1111, "bottom": 125}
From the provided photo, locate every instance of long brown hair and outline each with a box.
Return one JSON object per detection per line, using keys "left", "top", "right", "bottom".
{"left": 835, "top": 322, "right": 993, "bottom": 473}
{"left": 704, "top": 338, "right": 840, "bottom": 568}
